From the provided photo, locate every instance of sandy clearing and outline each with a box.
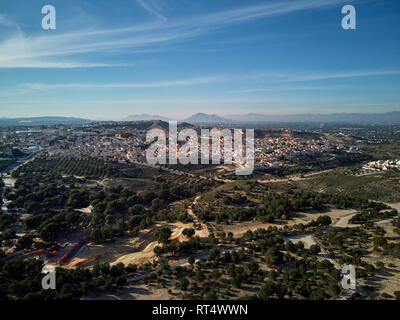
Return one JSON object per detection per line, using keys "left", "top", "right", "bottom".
{"left": 257, "top": 170, "right": 333, "bottom": 185}
{"left": 71, "top": 219, "right": 197, "bottom": 268}
{"left": 109, "top": 219, "right": 206, "bottom": 268}
{"left": 111, "top": 241, "right": 159, "bottom": 266}
{"left": 69, "top": 229, "right": 152, "bottom": 268}
{"left": 387, "top": 202, "right": 400, "bottom": 212}
{"left": 334, "top": 213, "right": 358, "bottom": 227}
{"left": 82, "top": 284, "right": 173, "bottom": 300}
{"left": 284, "top": 233, "right": 315, "bottom": 248}
{"left": 188, "top": 196, "right": 210, "bottom": 238}
{"left": 75, "top": 205, "right": 93, "bottom": 214}
{"left": 220, "top": 207, "right": 358, "bottom": 236}
{"left": 284, "top": 233, "right": 340, "bottom": 268}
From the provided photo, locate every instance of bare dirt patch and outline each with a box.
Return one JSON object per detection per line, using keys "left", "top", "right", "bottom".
{"left": 83, "top": 283, "right": 174, "bottom": 300}
{"left": 219, "top": 207, "right": 357, "bottom": 236}
{"left": 73, "top": 220, "right": 196, "bottom": 268}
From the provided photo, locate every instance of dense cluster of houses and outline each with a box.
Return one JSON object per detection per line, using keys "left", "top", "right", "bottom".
{"left": 362, "top": 159, "right": 400, "bottom": 171}
{"left": 1, "top": 122, "right": 345, "bottom": 169}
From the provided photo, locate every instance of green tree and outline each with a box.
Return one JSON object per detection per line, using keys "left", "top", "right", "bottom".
{"left": 309, "top": 244, "right": 321, "bottom": 255}
{"left": 89, "top": 228, "right": 104, "bottom": 244}
{"left": 16, "top": 234, "right": 34, "bottom": 250}
{"left": 115, "top": 275, "right": 127, "bottom": 287}
{"left": 155, "top": 227, "right": 172, "bottom": 244}
{"left": 110, "top": 262, "right": 125, "bottom": 277}
{"left": 182, "top": 228, "right": 195, "bottom": 238}
{"left": 265, "top": 247, "right": 283, "bottom": 267}
{"left": 39, "top": 222, "right": 62, "bottom": 242}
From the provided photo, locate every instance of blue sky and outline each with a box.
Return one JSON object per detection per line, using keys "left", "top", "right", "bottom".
{"left": 0, "top": 0, "right": 399, "bottom": 119}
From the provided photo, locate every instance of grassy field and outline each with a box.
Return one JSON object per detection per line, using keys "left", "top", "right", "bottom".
{"left": 293, "top": 171, "right": 400, "bottom": 202}
{"left": 362, "top": 142, "right": 400, "bottom": 161}
{"left": 104, "top": 177, "right": 161, "bottom": 192}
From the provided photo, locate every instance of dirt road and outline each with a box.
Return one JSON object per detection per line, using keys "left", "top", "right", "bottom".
{"left": 187, "top": 196, "right": 209, "bottom": 239}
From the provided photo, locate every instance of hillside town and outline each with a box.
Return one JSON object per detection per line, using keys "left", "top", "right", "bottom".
{"left": 254, "top": 136, "right": 335, "bottom": 168}
{"left": 0, "top": 122, "right": 347, "bottom": 169}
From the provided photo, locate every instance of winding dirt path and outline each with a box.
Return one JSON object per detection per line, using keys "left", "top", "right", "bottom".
{"left": 187, "top": 196, "right": 209, "bottom": 239}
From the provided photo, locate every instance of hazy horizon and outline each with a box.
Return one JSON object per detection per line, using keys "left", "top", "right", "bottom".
{"left": 2, "top": 109, "right": 400, "bottom": 122}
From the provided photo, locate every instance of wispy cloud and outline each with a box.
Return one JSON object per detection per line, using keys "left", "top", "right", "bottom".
{"left": 187, "top": 0, "right": 350, "bottom": 29}
{"left": 22, "top": 75, "right": 223, "bottom": 91}
{"left": 0, "top": 14, "right": 22, "bottom": 33}
{"left": 136, "top": 0, "right": 167, "bottom": 21}
{"left": 237, "top": 69, "right": 400, "bottom": 84}
{"left": 239, "top": 84, "right": 342, "bottom": 93}
{"left": 18, "top": 68, "right": 400, "bottom": 93}
{"left": 237, "top": 69, "right": 400, "bottom": 91}
{"left": 284, "top": 70, "right": 400, "bottom": 82}
{"left": 0, "top": 0, "right": 351, "bottom": 68}
{"left": 0, "top": 27, "right": 200, "bottom": 68}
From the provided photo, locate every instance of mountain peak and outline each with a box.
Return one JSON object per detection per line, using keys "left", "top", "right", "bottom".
{"left": 184, "top": 113, "right": 229, "bottom": 123}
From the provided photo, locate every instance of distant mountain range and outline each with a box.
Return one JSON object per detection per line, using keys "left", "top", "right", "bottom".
{"left": 123, "top": 113, "right": 229, "bottom": 123}
{"left": 117, "top": 111, "right": 400, "bottom": 124}
{"left": 0, "top": 117, "right": 90, "bottom": 127}
{"left": 124, "top": 114, "right": 171, "bottom": 121}
{"left": 224, "top": 111, "right": 400, "bottom": 124}
{"left": 178, "top": 111, "right": 400, "bottom": 124}
{"left": 2, "top": 111, "right": 400, "bottom": 128}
